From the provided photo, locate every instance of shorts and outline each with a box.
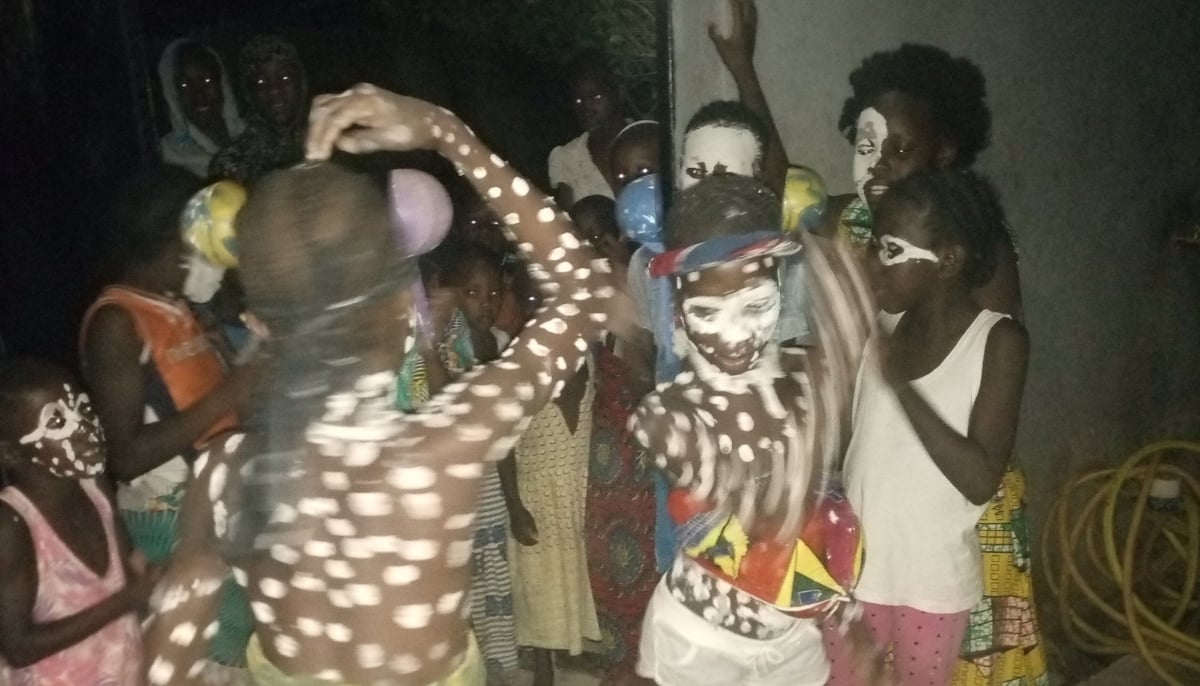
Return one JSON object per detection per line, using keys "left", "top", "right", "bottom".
{"left": 636, "top": 577, "right": 829, "bottom": 686}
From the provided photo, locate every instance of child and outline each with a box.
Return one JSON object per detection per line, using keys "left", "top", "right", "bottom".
{"left": 398, "top": 241, "right": 526, "bottom": 683}
{"left": 630, "top": 174, "right": 880, "bottom": 686}
{"left": 828, "top": 169, "right": 1030, "bottom": 686}
{"left": 568, "top": 197, "right": 656, "bottom": 683}
{"left": 0, "top": 359, "right": 158, "bottom": 686}
{"left": 140, "top": 86, "right": 624, "bottom": 686}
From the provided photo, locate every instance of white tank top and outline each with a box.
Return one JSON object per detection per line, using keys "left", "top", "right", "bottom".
{"left": 843, "top": 310, "right": 1008, "bottom": 613}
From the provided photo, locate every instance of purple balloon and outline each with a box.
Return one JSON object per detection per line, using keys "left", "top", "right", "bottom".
{"left": 389, "top": 169, "right": 453, "bottom": 257}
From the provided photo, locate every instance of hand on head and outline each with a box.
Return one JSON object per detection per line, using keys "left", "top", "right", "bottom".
{"left": 305, "top": 84, "right": 444, "bottom": 160}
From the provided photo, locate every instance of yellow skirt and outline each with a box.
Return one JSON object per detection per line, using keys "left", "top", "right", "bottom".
{"left": 953, "top": 469, "right": 1049, "bottom": 686}
{"left": 246, "top": 631, "right": 483, "bottom": 686}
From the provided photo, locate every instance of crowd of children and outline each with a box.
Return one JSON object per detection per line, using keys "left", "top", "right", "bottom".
{"left": 0, "top": 2, "right": 1049, "bottom": 685}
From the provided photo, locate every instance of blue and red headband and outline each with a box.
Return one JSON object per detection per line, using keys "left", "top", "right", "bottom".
{"left": 648, "top": 231, "right": 801, "bottom": 278}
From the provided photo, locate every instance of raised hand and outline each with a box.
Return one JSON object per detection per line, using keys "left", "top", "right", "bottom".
{"left": 305, "top": 83, "right": 446, "bottom": 160}
{"left": 708, "top": 0, "right": 758, "bottom": 73}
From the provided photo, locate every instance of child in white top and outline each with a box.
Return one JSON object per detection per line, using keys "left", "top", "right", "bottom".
{"left": 829, "top": 169, "right": 1029, "bottom": 686}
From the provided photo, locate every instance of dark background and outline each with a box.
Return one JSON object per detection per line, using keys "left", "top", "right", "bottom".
{"left": 0, "top": 0, "right": 606, "bottom": 368}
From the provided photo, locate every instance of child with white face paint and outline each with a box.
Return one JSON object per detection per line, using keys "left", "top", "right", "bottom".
{"left": 0, "top": 360, "right": 161, "bottom": 686}
{"left": 677, "top": 100, "right": 767, "bottom": 191}
{"left": 828, "top": 169, "right": 1031, "bottom": 686}
{"left": 630, "top": 175, "right": 885, "bottom": 686}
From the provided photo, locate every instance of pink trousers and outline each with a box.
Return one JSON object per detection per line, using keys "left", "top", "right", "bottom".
{"left": 822, "top": 601, "right": 969, "bottom": 686}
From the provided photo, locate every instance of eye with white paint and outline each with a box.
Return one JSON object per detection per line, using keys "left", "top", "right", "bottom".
{"left": 876, "top": 234, "right": 941, "bottom": 267}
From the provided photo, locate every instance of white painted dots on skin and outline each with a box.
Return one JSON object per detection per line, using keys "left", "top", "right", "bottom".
{"left": 251, "top": 600, "right": 276, "bottom": 623}
{"left": 399, "top": 538, "right": 439, "bottom": 561}
{"left": 386, "top": 465, "right": 438, "bottom": 489}
{"left": 325, "top": 623, "right": 353, "bottom": 642}
{"left": 303, "top": 539, "right": 336, "bottom": 557}
{"left": 270, "top": 544, "right": 300, "bottom": 565}
{"left": 458, "top": 144, "right": 471, "bottom": 156}
{"left": 445, "top": 462, "right": 484, "bottom": 479}
{"left": 537, "top": 207, "right": 556, "bottom": 223}
{"left": 347, "top": 491, "right": 393, "bottom": 516}
{"left": 148, "top": 657, "right": 175, "bottom": 685}
{"left": 487, "top": 187, "right": 502, "bottom": 199}
{"left": 291, "top": 573, "right": 326, "bottom": 592}
{"left": 447, "top": 539, "right": 472, "bottom": 567}
{"left": 444, "top": 512, "right": 476, "bottom": 530}
{"left": 511, "top": 177, "right": 530, "bottom": 196}
{"left": 324, "top": 559, "right": 356, "bottom": 579}
{"left": 391, "top": 654, "right": 423, "bottom": 675}
{"left": 357, "top": 643, "right": 386, "bottom": 669}
{"left": 393, "top": 603, "right": 434, "bottom": 630}
{"left": 437, "top": 590, "right": 464, "bottom": 614}
{"left": 296, "top": 617, "right": 324, "bottom": 637}
{"left": 260, "top": 577, "right": 289, "bottom": 599}
{"left": 384, "top": 564, "right": 420, "bottom": 586}
{"left": 490, "top": 153, "right": 505, "bottom": 167}
{"left": 400, "top": 492, "right": 443, "bottom": 518}
{"left": 274, "top": 634, "right": 300, "bottom": 658}
{"left": 321, "top": 471, "right": 350, "bottom": 490}
{"left": 472, "top": 166, "right": 487, "bottom": 179}
{"left": 168, "top": 622, "right": 197, "bottom": 646}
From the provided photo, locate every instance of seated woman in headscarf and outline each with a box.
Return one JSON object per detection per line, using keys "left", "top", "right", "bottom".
{"left": 209, "top": 35, "right": 308, "bottom": 186}
{"left": 157, "top": 38, "right": 244, "bottom": 179}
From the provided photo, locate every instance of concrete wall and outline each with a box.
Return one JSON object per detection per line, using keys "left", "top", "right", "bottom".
{"left": 672, "top": 0, "right": 1200, "bottom": 525}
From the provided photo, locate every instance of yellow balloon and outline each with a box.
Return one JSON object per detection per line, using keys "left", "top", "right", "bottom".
{"left": 182, "top": 180, "right": 246, "bottom": 268}
{"left": 781, "top": 166, "right": 827, "bottom": 235}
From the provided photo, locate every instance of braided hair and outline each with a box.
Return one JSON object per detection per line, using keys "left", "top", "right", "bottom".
{"left": 838, "top": 44, "right": 991, "bottom": 167}
{"left": 883, "top": 168, "right": 1013, "bottom": 288}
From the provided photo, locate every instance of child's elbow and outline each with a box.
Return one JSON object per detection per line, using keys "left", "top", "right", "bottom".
{"left": 0, "top": 641, "right": 43, "bottom": 669}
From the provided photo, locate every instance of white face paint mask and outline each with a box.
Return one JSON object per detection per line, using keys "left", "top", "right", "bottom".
{"left": 18, "top": 386, "right": 106, "bottom": 479}
{"left": 877, "top": 234, "right": 940, "bottom": 266}
{"left": 679, "top": 276, "right": 780, "bottom": 376}
{"left": 182, "top": 250, "right": 226, "bottom": 303}
{"left": 853, "top": 107, "right": 888, "bottom": 205}
{"left": 678, "top": 124, "right": 760, "bottom": 190}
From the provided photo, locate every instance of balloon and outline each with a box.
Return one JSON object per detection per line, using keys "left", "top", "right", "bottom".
{"left": 389, "top": 169, "right": 453, "bottom": 257}
{"left": 616, "top": 172, "right": 664, "bottom": 249}
{"left": 781, "top": 165, "right": 827, "bottom": 235}
{"left": 181, "top": 180, "right": 245, "bottom": 268}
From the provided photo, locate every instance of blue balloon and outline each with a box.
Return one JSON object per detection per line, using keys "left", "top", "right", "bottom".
{"left": 616, "top": 173, "right": 664, "bottom": 249}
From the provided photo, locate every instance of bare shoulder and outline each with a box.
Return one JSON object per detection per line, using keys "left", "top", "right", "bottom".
{"left": 0, "top": 500, "right": 31, "bottom": 560}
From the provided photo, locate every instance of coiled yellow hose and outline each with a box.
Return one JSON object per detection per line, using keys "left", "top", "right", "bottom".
{"left": 1041, "top": 440, "right": 1200, "bottom": 685}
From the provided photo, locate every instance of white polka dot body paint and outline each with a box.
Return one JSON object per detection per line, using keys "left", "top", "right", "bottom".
{"left": 140, "top": 90, "right": 625, "bottom": 686}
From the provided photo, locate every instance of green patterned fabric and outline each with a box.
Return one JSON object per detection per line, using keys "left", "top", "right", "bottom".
{"left": 121, "top": 507, "right": 253, "bottom": 667}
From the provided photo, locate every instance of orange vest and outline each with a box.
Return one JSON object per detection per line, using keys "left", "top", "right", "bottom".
{"left": 81, "top": 286, "right": 236, "bottom": 446}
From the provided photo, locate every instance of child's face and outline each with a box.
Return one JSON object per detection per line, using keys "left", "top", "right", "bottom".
{"left": 175, "top": 55, "right": 225, "bottom": 130}
{"left": 869, "top": 196, "right": 942, "bottom": 314}
{"left": 3, "top": 376, "right": 105, "bottom": 479}
{"left": 458, "top": 264, "right": 503, "bottom": 332}
{"left": 248, "top": 56, "right": 303, "bottom": 126}
{"left": 611, "top": 138, "right": 659, "bottom": 191}
{"left": 677, "top": 258, "right": 780, "bottom": 376}
{"left": 853, "top": 91, "right": 947, "bottom": 211}
{"left": 571, "top": 75, "right": 617, "bottom": 134}
{"left": 678, "top": 124, "right": 759, "bottom": 190}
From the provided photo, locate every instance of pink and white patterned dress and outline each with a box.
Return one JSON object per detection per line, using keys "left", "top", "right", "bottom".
{"left": 0, "top": 479, "right": 142, "bottom": 686}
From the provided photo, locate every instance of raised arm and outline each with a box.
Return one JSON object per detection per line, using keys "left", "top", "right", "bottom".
{"left": 710, "top": 0, "right": 787, "bottom": 194}
{"left": 307, "top": 85, "right": 628, "bottom": 464}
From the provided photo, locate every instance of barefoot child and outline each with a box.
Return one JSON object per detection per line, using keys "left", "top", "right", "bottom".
{"left": 0, "top": 360, "right": 158, "bottom": 686}
{"left": 828, "top": 169, "right": 1030, "bottom": 686}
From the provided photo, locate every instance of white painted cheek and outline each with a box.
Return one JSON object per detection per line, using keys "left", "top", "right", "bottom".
{"left": 853, "top": 107, "right": 887, "bottom": 203}
{"left": 181, "top": 254, "right": 225, "bottom": 304}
